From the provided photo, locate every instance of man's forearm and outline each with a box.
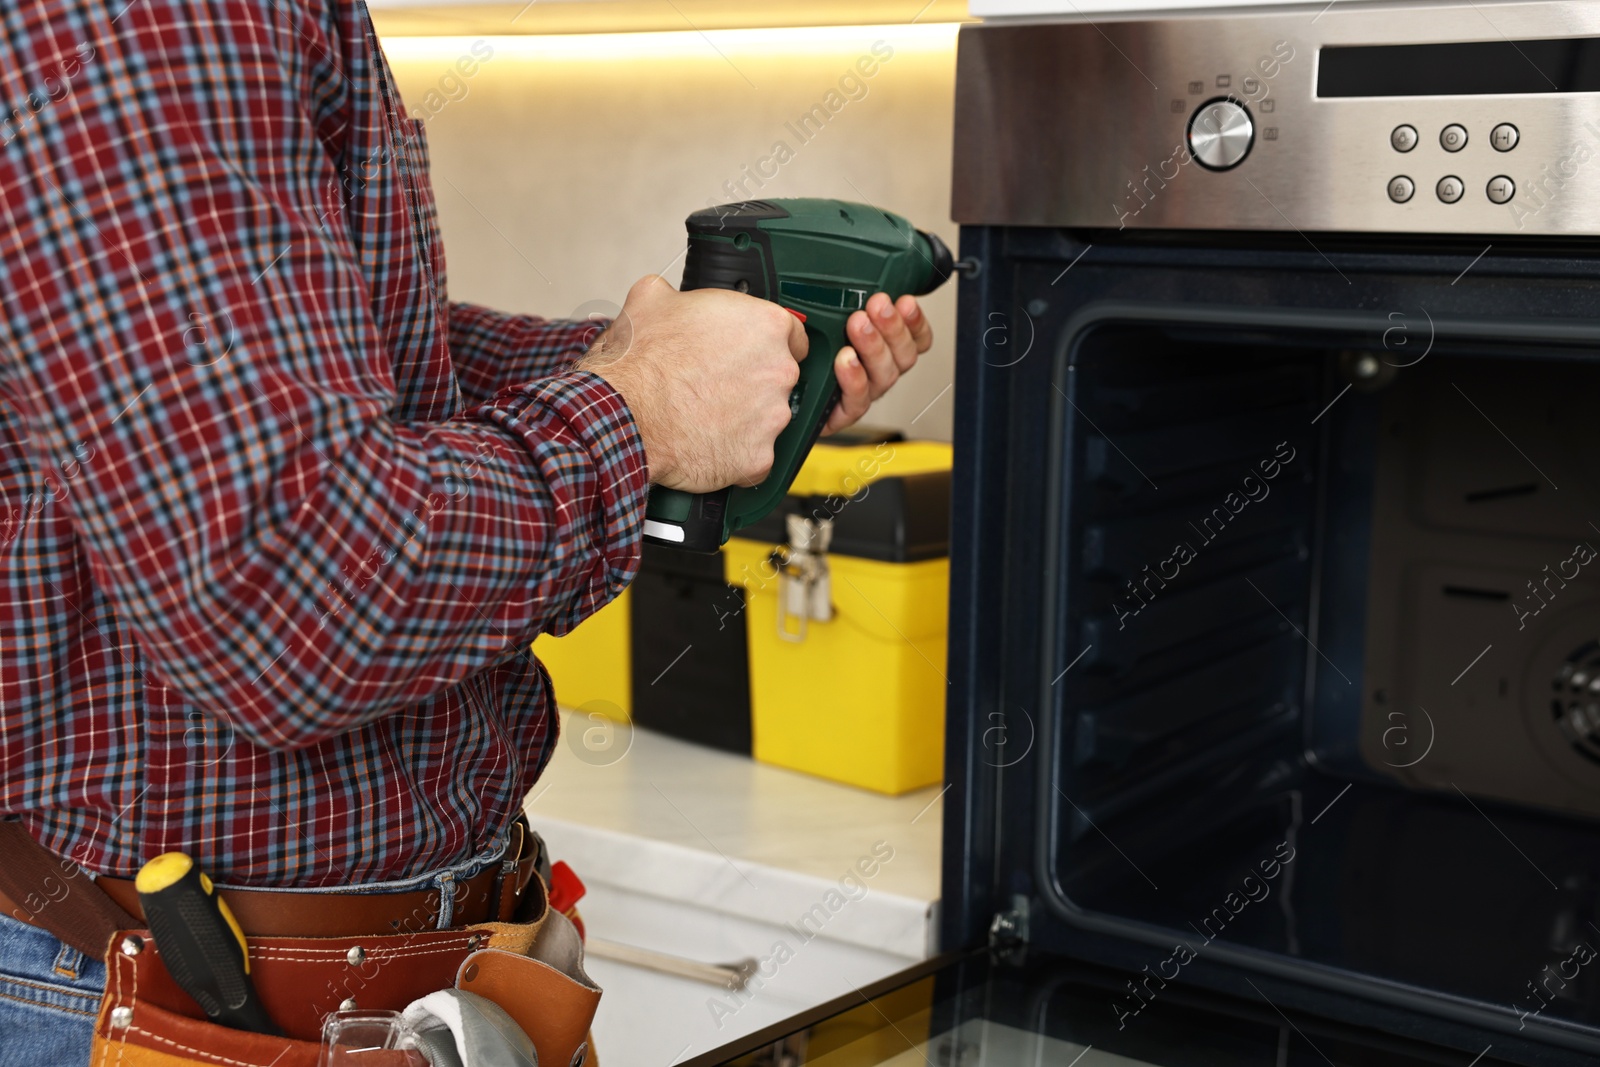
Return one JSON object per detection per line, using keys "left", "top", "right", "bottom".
{"left": 449, "top": 302, "right": 609, "bottom": 405}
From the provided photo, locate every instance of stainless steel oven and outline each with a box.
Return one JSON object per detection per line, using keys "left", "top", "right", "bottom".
{"left": 693, "top": 4, "right": 1600, "bottom": 1064}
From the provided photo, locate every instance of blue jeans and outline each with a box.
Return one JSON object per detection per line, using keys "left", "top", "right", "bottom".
{"left": 0, "top": 913, "right": 104, "bottom": 1067}
{"left": 0, "top": 831, "right": 513, "bottom": 1067}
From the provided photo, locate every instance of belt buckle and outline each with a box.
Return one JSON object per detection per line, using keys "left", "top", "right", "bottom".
{"left": 490, "top": 819, "right": 540, "bottom": 923}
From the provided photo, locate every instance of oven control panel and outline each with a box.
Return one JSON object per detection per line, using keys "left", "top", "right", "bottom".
{"left": 952, "top": 1, "right": 1600, "bottom": 234}
{"left": 1383, "top": 121, "right": 1517, "bottom": 206}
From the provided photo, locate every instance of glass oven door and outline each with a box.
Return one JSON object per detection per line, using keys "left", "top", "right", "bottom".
{"left": 683, "top": 948, "right": 1542, "bottom": 1067}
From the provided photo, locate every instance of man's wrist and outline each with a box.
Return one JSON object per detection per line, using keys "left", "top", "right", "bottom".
{"left": 578, "top": 344, "right": 670, "bottom": 486}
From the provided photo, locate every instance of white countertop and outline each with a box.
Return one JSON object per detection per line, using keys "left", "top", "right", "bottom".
{"left": 523, "top": 711, "right": 945, "bottom": 958}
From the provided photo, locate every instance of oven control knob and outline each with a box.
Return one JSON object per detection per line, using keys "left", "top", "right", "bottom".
{"left": 1188, "top": 99, "right": 1254, "bottom": 170}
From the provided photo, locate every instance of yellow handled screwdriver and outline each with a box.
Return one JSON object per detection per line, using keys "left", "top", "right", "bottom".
{"left": 135, "top": 852, "right": 281, "bottom": 1035}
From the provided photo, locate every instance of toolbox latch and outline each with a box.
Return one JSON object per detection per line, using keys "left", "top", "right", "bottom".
{"left": 776, "top": 514, "right": 833, "bottom": 642}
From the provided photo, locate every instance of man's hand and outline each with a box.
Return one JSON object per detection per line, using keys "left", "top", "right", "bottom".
{"left": 580, "top": 275, "right": 807, "bottom": 493}
{"left": 825, "top": 293, "right": 934, "bottom": 435}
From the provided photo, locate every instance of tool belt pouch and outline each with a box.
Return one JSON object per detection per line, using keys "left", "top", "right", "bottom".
{"left": 89, "top": 874, "right": 602, "bottom": 1067}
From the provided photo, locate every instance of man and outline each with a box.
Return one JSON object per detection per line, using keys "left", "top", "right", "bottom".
{"left": 0, "top": 0, "right": 932, "bottom": 1060}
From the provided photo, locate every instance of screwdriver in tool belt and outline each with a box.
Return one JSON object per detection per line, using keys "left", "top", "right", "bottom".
{"left": 135, "top": 852, "right": 281, "bottom": 1035}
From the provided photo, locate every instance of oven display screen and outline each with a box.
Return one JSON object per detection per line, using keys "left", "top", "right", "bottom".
{"left": 1318, "top": 38, "right": 1600, "bottom": 96}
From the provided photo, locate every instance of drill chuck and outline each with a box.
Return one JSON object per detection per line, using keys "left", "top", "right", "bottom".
{"left": 920, "top": 229, "right": 957, "bottom": 291}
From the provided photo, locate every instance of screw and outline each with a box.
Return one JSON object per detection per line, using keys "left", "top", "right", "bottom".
{"left": 119, "top": 935, "right": 144, "bottom": 957}
{"left": 346, "top": 945, "right": 365, "bottom": 966}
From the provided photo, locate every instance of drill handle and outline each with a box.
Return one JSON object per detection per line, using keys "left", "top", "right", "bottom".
{"left": 642, "top": 212, "right": 786, "bottom": 553}
{"left": 643, "top": 484, "right": 732, "bottom": 554}
{"left": 642, "top": 318, "right": 839, "bottom": 553}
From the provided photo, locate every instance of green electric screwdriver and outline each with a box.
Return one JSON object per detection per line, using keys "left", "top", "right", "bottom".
{"left": 641, "top": 198, "right": 964, "bottom": 553}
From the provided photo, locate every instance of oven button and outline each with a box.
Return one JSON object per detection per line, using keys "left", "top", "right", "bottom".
{"left": 1436, "top": 176, "right": 1464, "bottom": 203}
{"left": 1388, "top": 175, "right": 1415, "bottom": 203}
{"left": 1491, "top": 123, "right": 1519, "bottom": 151}
{"left": 1487, "top": 175, "right": 1516, "bottom": 203}
{"left": 1391, "top": 124, "right": 1418, "bottom": 152}
{"left": 1440, "top": 124, "right": 1468, "bottom": 151}
{"left": 1188, "top": 100, "right": 1254, "bottom": 170}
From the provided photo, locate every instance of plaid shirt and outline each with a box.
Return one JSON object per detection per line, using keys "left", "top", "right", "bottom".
{"left": 0, "top": 0, "right": 648, "bottom": 885}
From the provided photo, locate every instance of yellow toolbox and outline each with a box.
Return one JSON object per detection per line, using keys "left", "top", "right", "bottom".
{"left": 532, "top": 588, "right": 631, "bottom": 722}
{"left": 724, "top": 439, "right": 952, "bottom": 795}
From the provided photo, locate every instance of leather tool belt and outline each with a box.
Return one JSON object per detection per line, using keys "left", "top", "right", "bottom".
{"left": 101, "top": 817, "right": 540, "bottom": 937}
{"left": 0, "top": 817, "right": 600, "bottom": 1067}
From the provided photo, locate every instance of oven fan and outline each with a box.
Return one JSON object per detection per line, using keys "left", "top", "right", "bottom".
{"left": 1551, "top": 639, "right": 1600, "bottom": 767}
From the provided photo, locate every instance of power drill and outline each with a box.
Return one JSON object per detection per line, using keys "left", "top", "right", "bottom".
{"left": 642, "top": 198, "right": 963, "bottom": 553}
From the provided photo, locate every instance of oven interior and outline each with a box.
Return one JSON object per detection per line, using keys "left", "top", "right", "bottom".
{"left": 1047, "top": 321, "right": 1600, "bottom": 1034}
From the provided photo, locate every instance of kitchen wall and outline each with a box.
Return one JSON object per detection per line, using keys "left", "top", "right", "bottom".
{"left": 382, "top": 24, "right": 962, "bottom": 440}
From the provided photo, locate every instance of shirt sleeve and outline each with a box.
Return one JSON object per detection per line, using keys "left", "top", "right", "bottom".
{"left": 448, "top": 303, "right": 610, "bottom": 405}
{"left": 0, "top": 1, "right": 647, "bottom": 751}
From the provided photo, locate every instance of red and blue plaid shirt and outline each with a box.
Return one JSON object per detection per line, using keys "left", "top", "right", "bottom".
{"left": 0, "top": 0, "right": 648, "bottom": 885}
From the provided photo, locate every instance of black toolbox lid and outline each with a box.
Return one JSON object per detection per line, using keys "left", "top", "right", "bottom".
{"left": 738, "top": 431, "right": 953, "bottom": 563}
